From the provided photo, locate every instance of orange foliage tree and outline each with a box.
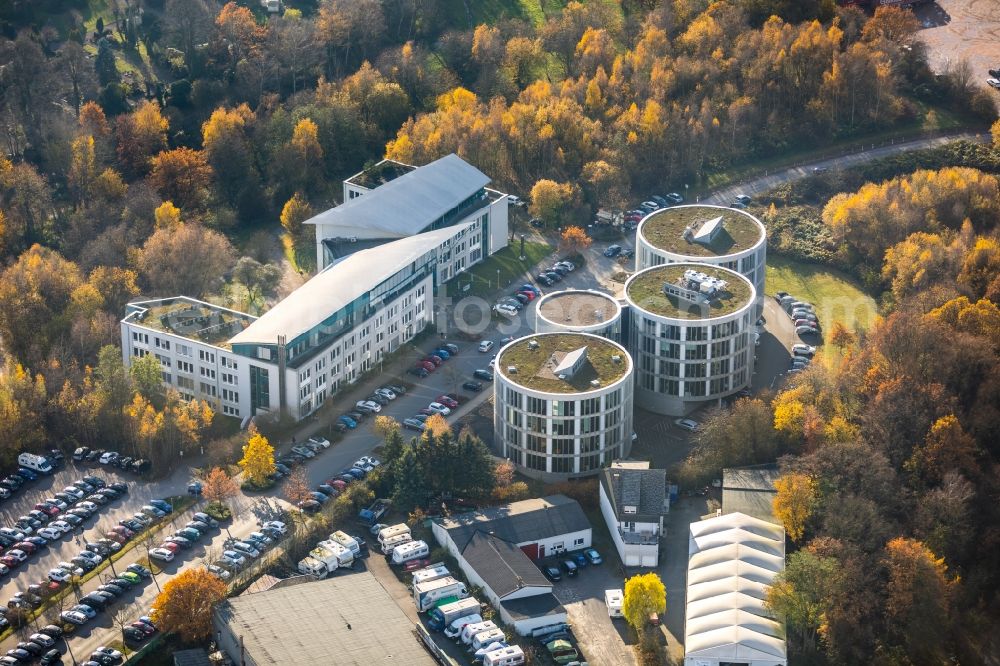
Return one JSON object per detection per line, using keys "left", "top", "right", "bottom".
{"left": 151, "top": 568, "right": 227, "bottom": 642}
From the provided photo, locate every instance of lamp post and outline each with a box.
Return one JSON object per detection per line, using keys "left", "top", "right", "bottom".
{"left": 496, "top": 269, "right": 501, "bottom": 290}
{"left": 519, "top": 234, "right": 526, "bottom": 260}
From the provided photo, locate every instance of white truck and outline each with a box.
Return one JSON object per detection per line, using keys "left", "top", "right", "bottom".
{"left": 412, "top": 563, "right": 450, "bottom": 585}
{"left": 296, "top": 541, "right": 353, "bottom": 578}
{"left": 328, "top": 530, "right": 360, "bottom": 558}
{"left": 413, "top": 576, "right": 469, "bottom": 612}
{"left": 377, "top": 523, "right": 411, "bottom": 550}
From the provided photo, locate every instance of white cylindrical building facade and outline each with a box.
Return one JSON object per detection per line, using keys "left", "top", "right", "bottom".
{"left": 625, "top": 263, "right": 756, "bottom": 417}
{"left": 535, "top": 289, "right": 622, "bottom": 341}
{"left": 494, "top": 332, "right": 634, "bottom": 481}
{"left": 636, "top": 205, "right": 766, "bottom": 314}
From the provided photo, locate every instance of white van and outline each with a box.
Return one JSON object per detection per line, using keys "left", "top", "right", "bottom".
{"left": 381, "top": 533, "right": 413, "bottom": 554}
{"left": 17, "top": 453, "right": 53, "bottom": 475}
{"left": 377, "top": 523, "right": 411, "bottom": 548}
{"left": 605, "top": 589, "right": 624, "bottom": 618}
{"left": 412, "top": 563, "right": 449, "bottom": 585}
{"left": 392, "top": 540, "right": 429, "bottom": 565}
{"left": 328, "top": 530, "right": 360, "bottom": 557}
{"left": 443, "top": 613, "right": 482, "bottom": 639}
{"left": 472, "top": 628, "right": 506, "bottom": 651}
{"left": 461, "top": 620, "right": 498, "bottom": 645}
{"left": 483, "top": 646, "right": 525, "bottom": 666}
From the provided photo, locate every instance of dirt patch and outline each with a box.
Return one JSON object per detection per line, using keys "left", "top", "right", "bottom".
{"left": 915, "top": 0, "right": 1000, "bottom": 82}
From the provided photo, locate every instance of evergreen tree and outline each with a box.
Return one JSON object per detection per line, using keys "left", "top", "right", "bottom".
{"left": 95, "top": 38, "right": 119, "bottom": 86}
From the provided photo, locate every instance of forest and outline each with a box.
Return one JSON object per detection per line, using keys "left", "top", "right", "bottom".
{"left": 1, "top": 1, "right": 1000, "bottom": 662}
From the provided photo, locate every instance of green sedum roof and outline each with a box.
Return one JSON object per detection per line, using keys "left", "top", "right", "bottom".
{"left": 498, "top": 333, "right": 630, "bottom": 394}
{"left": 640, "top": 205, "right": 764, "bottom": 257}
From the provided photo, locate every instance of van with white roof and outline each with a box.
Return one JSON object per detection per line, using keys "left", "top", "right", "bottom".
{"left": 381, "top": 532, "right": 413, "bottom": 554}
{"left": 461, "top": 620, "right": 498, "bottom": 645}
{"left": 377, "top": 523, "right": 410, "bottom": 547}
{"left": 18, "top": 453, "right": 53, "bottom": 475}
{"left": 414, "top": 576, "right": 469, "bottom": 612}
{"left": 482, "top": 645, "right": 525, "bottom": 666}
{"left": 391, "top": 539, "right": 429, "bottom": 565}
{"left": 412, "top": 563, "right": 450, "bottom": 585}
{"left": 472, "top": 628, "right": 507, "bottom": 651}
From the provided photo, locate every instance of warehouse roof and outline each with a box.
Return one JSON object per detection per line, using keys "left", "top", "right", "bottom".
{"left": 304, "top": 154, "right": 491, "bottom": 239}
{"left": 722, "top": 466, "right": 781, "bottom": 524}
{"left": 229, "top": 223, "right": 470, "bottom": 345}
{"left": 461, "top": 532, "right": 551, "bottom": 598}
{"left": 438, "top": 495, "right": 591, "bottom": 551}
{"left": 214, "top": 571, "right": 435, "bottom": 666}
{"left": 600, "top": 461, "right": 668, "bottom": 524}
{"left": 685, "top": 512, "right": 786, "bottom": 663}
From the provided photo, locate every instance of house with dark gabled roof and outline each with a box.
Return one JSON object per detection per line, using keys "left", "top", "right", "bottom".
{"left": 432, "top": 495, "right": 591, "bottom": 636}
{"left": 599, "top": 461, "right": 669, "bottom": 567}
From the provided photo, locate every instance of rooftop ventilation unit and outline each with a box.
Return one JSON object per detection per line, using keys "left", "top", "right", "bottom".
{"left": 527, "top": 339, "right": 539, "bottom": 350}
{"left": 558, "top": 374, "right": 567, "bottom": 380}
{"left": 612, "top": 355, "right": 622, "bottom": 363}
{"left": 507, "top": 366, "right": 518, "bottom": 374}
{"left": 590, "top": 379, "right": 601, "bottom": 387}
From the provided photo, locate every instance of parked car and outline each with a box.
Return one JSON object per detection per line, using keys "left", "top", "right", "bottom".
{"left": 148, "top": 548, "right": 174, "bottom": 562}
{"left": 792, "top": 343, "right": 816, "bottom": 356}
{"left": 478, "top": 340, "right": 494, "bottom": 353}
{"left": 542, "top": 565, "right": 562, "bottom": 582}
{"left": 462, "top": 381, "right": 484, "bottom": 392}
{"left": 674, "top": 418, "right": 700, "bottom": 432}
{"left": 356, "top": 400, "right": 382, "bottom": 413}
{"left": 427, "top": 402, "right": 451, "bottom": 416}
{"left": 560, "top": 559, "right": 579, "bottom": 577}
{"left": 473, "top": 369, "right": 494, "bottom": 381}
{"left": 436, "top": 395, "right": 459, "bottom": 409}
{"left": 583, "top": 548, "right": 603, "bottom": 565}
{"left": 604, "top": 244, "right": 622, "bottom": 257}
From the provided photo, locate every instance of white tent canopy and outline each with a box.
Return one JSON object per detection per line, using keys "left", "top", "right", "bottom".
{"left": 684, "top": 512, "right": 787, "bottom": 666}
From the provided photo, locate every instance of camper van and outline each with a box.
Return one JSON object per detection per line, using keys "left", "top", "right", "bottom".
{"left": 381, "top": 532, "right": 413, "bottom": 554}
{"left": 427, "top": 597, "right": 481, "bottom": 632}
{"left": 443, "top": 613, "right": 483, "bottom": 639}
{"left": 461, "top": 620, "right": 498, "bottom": 645}
{"left": 328, "top": 530, "right": 361, "bottom": 557}
{"left": 17, "top": 453, "right": 53, "bottom": 475}
{"left": 482, "top": 646, "right": 526, "bottom": 666}
{"left": 605, "top": 589, "right": 624, "bottom": 618}
{"left": 472, "top": 628, "right": 507, "bottom": 651}
{"left": 377, "top": 523, "right": 411, "bottom": 549}
{"left": 413, "top": 576, "right": 469, "bottom": 612}
{"left": 412, "top": 563, "right": 450, "bottom": 585}
{"left": 391, "top": 539, "right": 429, "bottom": 565}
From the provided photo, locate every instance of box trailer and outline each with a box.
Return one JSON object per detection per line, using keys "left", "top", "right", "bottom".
{"left": 412, "top": 563, "right": 450, "bottom": 585}
{"left": 605, "top": 589, "right": 624, "bottom": 618}
{"left": 427, "top": 597, "right": 481, "bottom": 631}
{"left": 391, "top": 540, "right": 429, "bottom": 565}
{"left": 378, "top": 523, "right": 411, "bottom": 549}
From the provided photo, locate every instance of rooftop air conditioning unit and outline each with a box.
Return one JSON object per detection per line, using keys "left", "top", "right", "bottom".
{"left": 590, "top": 379, "right": 601, "bottom": 387}
{"left": 528, "top": 339, "right": 539, "bottom": 350}
{"left": 612, "top": 355, "right": 622, "bottom": 363}
{"left": 508, "top": 366, "right": 517, "bottom": 374}
{"left": 557, "top": 374, "right": 567, "bottom": 380}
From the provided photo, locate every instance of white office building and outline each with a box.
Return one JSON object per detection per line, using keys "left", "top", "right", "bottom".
{"left": 121, "top": 156, "right": 509, "bottom": 422}
{"left": 494, "top": 332, "right": 634, "bottom": 480}
{"left": 307, "top": 154, "right": 509, "bottom": 271}
{"left": 625, "top": 263, "right": 756, "bottom": 416}
{"left": 636, "top": 205, "right": 766, "bottom": 314}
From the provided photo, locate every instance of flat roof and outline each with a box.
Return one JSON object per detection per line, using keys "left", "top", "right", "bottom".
{"left": 304, "top": 153, "right": 491, "bottom": 239}
{"left": 626, "top": 264, "right": 753, "bottom": 320}
{"left": 640, "top": 205, "right": 764, "bottom": 257}
{"left": 214, "top": 571, "right": 435, "bottom": 666}
{"left": 537, "top": 290, "right": 619, "bottom": 328}
{"left": 229, "top": 223, "right": 472, "bottom": 346}
{"left": 345, "top": 159, "right": 416, "bottom": 189}
{"left": 497, "top": 333, "right": 630, "bottom": 394}
{"left": 124, "top": 297, "right": 256, "bottom": 348}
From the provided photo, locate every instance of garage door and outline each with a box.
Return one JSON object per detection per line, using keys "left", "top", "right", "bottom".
{"left": 520, "top": 543, "right": 539, "bottom": 560}
{"left": 640, "top": 554, "right": 657, "bottom": 567}
{"left": 625, "top": 554, "right": 640, "bottom": 567}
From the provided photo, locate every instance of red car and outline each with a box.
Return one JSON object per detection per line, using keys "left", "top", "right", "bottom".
{"left": 34, "top": 503, "right": 60, "bottom": 517}
{"left": 517, "top": 290, "right": 536, "bottom": 301}
{"left": 159, "top": 541, "right": 180, "bottom": 554}
{"left": 418, "top": 361, "right": 436, "bottom": 372}
{"left": 436, "top": 395, "right": 459, "bottom": 409}
{"left": 329, "top": 479, "right": 348, "bottom": 491}
{"left": 131, "top": 621, "right": 155, "bottom": 636}
{"left": 111, "top": 525, "right": 134, "bottom": 539}
{"left": 403, "top": 558, "right": 431, "bottom": 572}
{"left": 13, "top": 541, "right": 36, "bottom": 555}
{"left": 424, "top": 355, "right": 443, "bottom": 367}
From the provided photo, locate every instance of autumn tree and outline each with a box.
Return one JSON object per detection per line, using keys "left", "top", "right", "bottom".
{"left": 680, "top": 399, "right": 779, "bottom": 484}
{"left": 290, "top": 118, "right": 324, "bottom": 192}
{"left": 115, "top": 100, "right": 168, "bottom": 176}
{"left": 154, "top": 201, "right": 182, "bottom": 229}
{"left": 129, "top": 354, "right": 164, "bottom": 400}
{"left": 827, "top": 321, "right": 856, "bottom": 351}
{"left": 284, "top": 467, "right": 312, "bottom": 508}
{"left": 622, "top": 573, "right": 666, "bottom": 635}
{"left": 773, "top": 473, "right": 817, "bottom": 542}
{"left": 238, "top": 427, "right": 276, "bottom": 487}
{"left": 134, "top": 224, "right": 236, "bottom": 297}
{"left": 766, "top": 548, "right": 838, "bottom": 654}
{"left": 559, "top": 226, "right": 592, "bottom": 255}
{"left": 373, "top": 415, "right": 400, "bottom": 440}
{"left": 423, "top": 413, "right": 451, "bottom": 437}
{"left": 280, "top": 192, "right": 313, "bottom": 242}
{"left": 905, "top": 414, "right": 979, "bottom": 487}
{"left": 529, "top": 180, "right": 577, "bottom": 226}
{"left": 883, "top": 537, "right": 954, "bottom": 663}
{"left": 992, "top": 118, "right": 1000, "bottom": 150}
{"left": 202, "top": 467, "right": 239, "bottom": 505}
{"left": 149, "top": 148, "right": 213, "bottom": 211}
{"left": 215, "top": 2, "right": 264, "bottom": 71}
{"left": 201, "top": 104, "right": 256, "bottom": 206}
{"left": 68, "top": 135, "right": 98, "bottom": 206}
{"left": 151, "top": 568, "right": 227, "bottom": 642}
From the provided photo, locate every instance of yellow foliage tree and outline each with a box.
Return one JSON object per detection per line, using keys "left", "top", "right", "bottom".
{"left": 560, "top": 225, "right": 592, "bottom": 254}
{"left": 149, "top": 148, "right": 212, "bottom": 211}
{"left": 529, "top": 179, "right": 576, "bottom": 226}
{"left": 374, "top": 415, "right": 400, "bottom": 440}
{"left": 291, "top": 118, "right": 322, "bottom": 162}
{"left": 280, "top": 192, "right": 312, "bottom": 242}
{"left": 151, "top": 568, "right": 227, "bottom": 642}
{"left": 154, "top": 201, "right": 182, "bottom": 229}
{"left": 423, "top": 413, "right": 451, "bottom": 437}
{"left": 927, "top": 296, "right": 1000, "bottom": 347}
{"left": 68, "top": 135, "right": 97, "bottom": 204}
{"left": 957, "top": 236, "right": 1000, "bottom": 297}
{"left": 622, "top": 573, "right": 666, "bottom": 634}
{"left": 239, "top": 426, "right": 276, "bottom": 486}
{"left": 992, "top": 118, "right": 1000, "bottom": 150}
{"left": 773, "top": 473, "right": 816, "bottom": 542}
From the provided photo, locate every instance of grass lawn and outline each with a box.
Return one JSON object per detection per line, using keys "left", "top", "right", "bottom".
{"left": 282, "top": 233, "right": 317, "bottom": 275}
{"left": 766, "top": 256, "right": 878, "bottom": 332}
{"left": 449, "top": 241, "right": 551, "bottom": 298}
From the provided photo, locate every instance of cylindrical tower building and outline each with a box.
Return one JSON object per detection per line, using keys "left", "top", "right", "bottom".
{"left": 535, "top": 289, "right": 622, "bottom": 341}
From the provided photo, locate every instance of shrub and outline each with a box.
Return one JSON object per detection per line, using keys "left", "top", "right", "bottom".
{"left": 204, "top": 501, "right": 232, "bottom": 522}
{"left": 240, "top": 477, "right": 275, "bottom": 492}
